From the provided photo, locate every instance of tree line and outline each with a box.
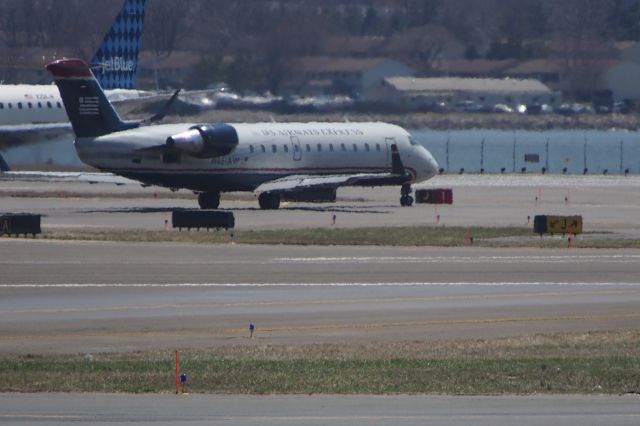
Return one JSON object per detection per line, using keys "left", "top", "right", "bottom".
{"left": 2, "top": 0, "right": 639, "bottom": 95}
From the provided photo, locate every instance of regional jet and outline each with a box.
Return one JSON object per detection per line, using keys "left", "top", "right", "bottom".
{"left": 0, "top": 0, "right": 147, "bottom": 150}
{"left": 46, "top": 58, "right": 439, "bottom": 209}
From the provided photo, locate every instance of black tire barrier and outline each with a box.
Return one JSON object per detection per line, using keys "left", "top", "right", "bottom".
{"left": 172, "top": 210, "right": 235, "bottom": 231}
{"left": 0, "top": 214, "right": 41, "bottom": 237}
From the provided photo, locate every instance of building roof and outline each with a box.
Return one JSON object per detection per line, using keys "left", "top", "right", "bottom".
{"left": 385, "top": 77, "right": 553, "bottom": 94}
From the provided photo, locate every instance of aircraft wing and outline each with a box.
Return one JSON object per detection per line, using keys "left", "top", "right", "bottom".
{"left": 0, "top": 123, "right": 72, "bottom": 150}
{"left": 0, "top": 171, "right": 136, "bottom": 186}
{"left": 255, "top": 172, "right": 406, "bottom": 194}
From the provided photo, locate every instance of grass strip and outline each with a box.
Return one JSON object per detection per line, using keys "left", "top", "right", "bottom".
{"left": 2, "top": 331, "right": 639, "bottom": 394}
{"left": 38, "top": 226, "right": 640, "bottom": 248}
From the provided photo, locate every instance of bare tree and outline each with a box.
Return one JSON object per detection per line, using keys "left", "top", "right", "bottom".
{"left": 551, "top": 0, "right": 615, "bottom": 98}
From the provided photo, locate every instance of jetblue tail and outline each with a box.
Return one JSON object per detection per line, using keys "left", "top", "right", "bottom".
{"left": 46, "top": 59, "right": 138, "bottom": 138}
{"left": 90, "top": 0, "right": 147, "bottom": 90}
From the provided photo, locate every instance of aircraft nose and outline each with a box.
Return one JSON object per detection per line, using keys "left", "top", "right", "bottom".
{"left": 421, "top": 147, "right": 439, "bottom": 179}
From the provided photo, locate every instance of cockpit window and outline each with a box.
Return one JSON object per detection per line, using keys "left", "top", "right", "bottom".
{"left": 409, "top": 136, "right": 419, "bottom": 146}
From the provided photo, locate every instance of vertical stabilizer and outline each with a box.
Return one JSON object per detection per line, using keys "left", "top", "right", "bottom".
{"left": 46, "top": 59, "right": 138, "bottom": 138}
{"left": 0, "top": 153, "right": 10, "bottom": 172}
{"left": 90, "top": 0, "right": 147, "bottom": 89}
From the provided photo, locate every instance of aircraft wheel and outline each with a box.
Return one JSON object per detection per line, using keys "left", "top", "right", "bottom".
{"left": 400, "top": 195, "right": 414, "bottom": 207}
{"left": 259, "top": 192, "right": 280, "bottom": 210}
{"left": 198, "top": 192, "right": 220, "bottom": 209}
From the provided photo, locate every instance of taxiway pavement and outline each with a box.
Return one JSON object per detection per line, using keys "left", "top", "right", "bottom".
{"left": 1, "top": 393, "right": 639, "bottom": 426}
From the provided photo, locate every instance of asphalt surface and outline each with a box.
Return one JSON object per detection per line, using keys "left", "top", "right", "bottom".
{"left": 1, "top": 174, "right": 640, "bottom": 232}
{"left": 1, "top": 393, "right": 639, "bottom": 426}
{"left": 1, "top": 240, "right": 639, "bottom": 354}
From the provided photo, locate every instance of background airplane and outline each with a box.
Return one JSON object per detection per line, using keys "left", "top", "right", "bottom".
{"left": 45, "top": 58, "right": 439, "bottom": 209}
{"left": 0, "top": 0, "right": 147, "bottom": 151}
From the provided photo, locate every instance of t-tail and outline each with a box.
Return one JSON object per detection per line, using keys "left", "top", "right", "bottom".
{"left": 46, "top": 59, "right": 138, "bottom": 138}
{"left": 90, "top": 0, "right": 147, "bottom": 89}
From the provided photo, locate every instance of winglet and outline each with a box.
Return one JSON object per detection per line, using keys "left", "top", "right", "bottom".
{"left": 390, "top": 144, "right": 406, "bottom": 175}
{"left": 0, "top": 153, "right": 10, "bottom": 172}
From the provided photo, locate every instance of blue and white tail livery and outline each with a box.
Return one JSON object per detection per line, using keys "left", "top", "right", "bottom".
{"left": 90, "top": 0, "right": 147, "bottom": 90}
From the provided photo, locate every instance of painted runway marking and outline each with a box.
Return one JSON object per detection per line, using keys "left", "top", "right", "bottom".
{"left": 1, "top": 254, "right": 639, "bottom": 266}
{"left": 1, "top": 281, "right": 639, "bottom": 288}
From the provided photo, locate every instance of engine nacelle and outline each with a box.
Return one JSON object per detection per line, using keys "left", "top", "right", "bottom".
{"left": 166, "top": 124, "right": 239, "bottom": 158}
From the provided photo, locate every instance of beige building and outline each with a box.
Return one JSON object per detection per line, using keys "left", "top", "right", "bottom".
{"left": 368, "top": 76, "right": 560, "bottom": 110}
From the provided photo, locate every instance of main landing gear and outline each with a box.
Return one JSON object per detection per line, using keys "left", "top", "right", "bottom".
{"left": 258, "top": 192, "right": 281, "bottom": 210}
{"left": 400, "top": 183, "right": 414, "bottom": 207}
{"left": 198, "top": 192, "right": 220, "bottom": 209}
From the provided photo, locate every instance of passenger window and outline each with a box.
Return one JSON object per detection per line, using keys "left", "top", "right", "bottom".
{"left": 18, "top": 102, "right": 23, "bottom": 109}
{"left": 0, "top": 103, "right": 3, "bottom": 109}
{"left": 37, "top": 102, "right": 42, "bottom": 108}
{"left": 283, "top": 145, "right": 289, "bottom": 152}
{"left": 317, "top": 144, "right": 322, "bottom": 152}
{"left": 8, "top": 103, "right": 12, "bottom": 109}
{"left": 56, "top": 102, "right": 62, "bottom": 108}
{"left": 329, "top": 144, "right": 334, "bottom": 151}
{"left": 294, "top": 144, "right": 300, "bottom": 152}
{"left": 272, "top": 144, "right": 277, "bottom": 153}
{"left": 353, "top": 144, "right": 358, "bottom": 152}
{"left": 365, "top": 143, "right": 370, "bottom": 152}
{"left": 249, "top": 145, "right": 254, "bottom": 153}
{"left": 306, "top": 144, "right": 311, "bottom": 152}
{"left": 28, "top": 102, "right": 33, "bottom": 108}
{"left": 341, "top": 143, "right": 346, "bottom": 151}
{"left": 47, "top": 102, "right": 52, "bottom": 108}
{"left": 261, "top": 145, "right": 266, "bottom": 153}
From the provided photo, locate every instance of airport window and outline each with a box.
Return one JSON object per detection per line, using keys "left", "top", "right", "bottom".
{"left": 317, "top": 144, "right": 322, "bottom": 152}
{"left": 306, "top": 144, "right": 311, "bottom": 152}
{"left": 329, "top": 144, "right": 334, "bottom": 151}
{"left": 283, "top": 145, "right": 289, "bottom": 153}
{"left": 260, "top": 145, "right": 266, "bottom": 153}
{"left": 353, "top": 144, "right": 358, "bottom": 152}
{"left": 272, "top": 144, "right": 277, "bottom": 153}
{"left": 365, "top": 143, "right": 370, "bottom": 152}
{"left": 18, "top": 102, "right": 23, "bottom": 109}
{"left": 376, "top": 144, "right": 381, "bottom": 152}
{"left": 47, "top": 101, "right": 52, "bottom": 108}
{"left": 249, "top": 145, "right": 254, "bottom": 153}
{"left": 341, "top": 143, "right": 346, "bottom": 151}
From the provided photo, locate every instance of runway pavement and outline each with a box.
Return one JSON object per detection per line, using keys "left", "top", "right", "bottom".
{"left": 1, "top": 393, "right": 640, "bottom": 426}
{"left": 1, "top": 239, "right": 639, "bottom": 354}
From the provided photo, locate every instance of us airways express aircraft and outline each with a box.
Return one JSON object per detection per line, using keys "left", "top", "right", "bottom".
{"left": 46, "top": 58, "right": 439, "bottom": 209}
{"left": 0, "top": 0, "right": 147, "bottom": 150}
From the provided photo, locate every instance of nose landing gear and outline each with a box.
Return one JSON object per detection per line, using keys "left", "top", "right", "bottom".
{"left": 198, "top": 192, "right": 220, "bottom": 209}
{"left": 400, "top": 183, "right": 414, "bottom": 207}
